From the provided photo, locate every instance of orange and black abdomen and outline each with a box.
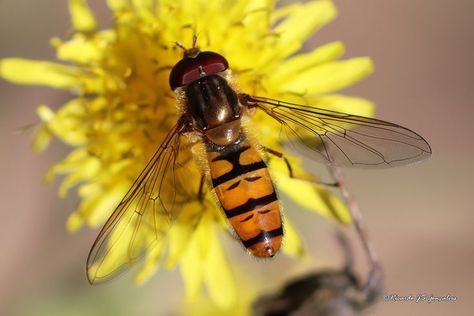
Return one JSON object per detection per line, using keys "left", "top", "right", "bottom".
{"left": 207, "top": 136, "right": 283, "bottom": 257}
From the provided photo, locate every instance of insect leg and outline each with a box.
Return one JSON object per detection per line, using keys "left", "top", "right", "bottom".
{"left": 263, "top": 146, "right": 338, "bottom": 187}
{"left": 197, "top": 175, "right": 205, "bottom": 202}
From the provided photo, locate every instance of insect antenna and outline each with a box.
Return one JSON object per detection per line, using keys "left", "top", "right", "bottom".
{"left": 175, "top": 34, "right": 200, "bottom": 58}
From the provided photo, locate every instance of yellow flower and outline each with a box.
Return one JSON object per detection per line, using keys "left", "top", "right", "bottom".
{"left": 0, "top": 0, "right": 374, "bottom": 311}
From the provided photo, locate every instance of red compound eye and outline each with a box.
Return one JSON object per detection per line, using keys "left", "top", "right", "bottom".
{"left": 169, "top": 51, "right": 229, "bottom": 90}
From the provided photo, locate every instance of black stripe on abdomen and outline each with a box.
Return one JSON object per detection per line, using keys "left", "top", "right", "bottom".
{"left": 212, "top": 160, "right": 266, "bottom": 187}
{"left": 242, "top": 227, "right": 284, "bottom": 248}
{"left": 224, "top": 191, "right": 277, "bottom": 218}
{"left": 211, "top": 145, "right": 250, "bottom": 162}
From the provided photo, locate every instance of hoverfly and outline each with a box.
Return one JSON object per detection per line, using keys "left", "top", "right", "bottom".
{"left": 86, "top": 39, "right": 431, "bottom": 283}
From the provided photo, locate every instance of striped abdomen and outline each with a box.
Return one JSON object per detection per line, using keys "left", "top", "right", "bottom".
{"left": 207, "top": 136, "right": 283, "bottom": 257}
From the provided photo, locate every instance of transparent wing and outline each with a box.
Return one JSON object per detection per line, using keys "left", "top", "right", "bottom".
{"left": 242, "top": 94, "right": 431, "bottom": 168}
{"left": 87, "top": 121, "right": 186, "bottom": 284}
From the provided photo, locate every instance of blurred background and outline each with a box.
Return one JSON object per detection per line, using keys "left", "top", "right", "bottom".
{"left": 0, "top": 0, "right": 472, "bottom": 315}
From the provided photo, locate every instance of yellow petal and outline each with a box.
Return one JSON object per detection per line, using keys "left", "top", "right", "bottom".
{"left": 274, "top": 0, "right": 337, "bottom": 57}
{"left": 280, "top": 57, "right": 374, "bottom": 95}
{"left": 38, "top": 99, "right": 88, "bottom": 146}
{"left": 44, "top": 149, "right": 89, "bottom": 183}
{"left": 166, "top": 225, "right": 193, "bottom": 269}
{"left": 106, "top": 0, "right": 129, "bottom": 12}
{"left": 305, "top": 94, "right": 375, "bottom": 117}
{"left": 87, "top": 216, "right": 149, "bottom": 281}
{"left": 0, "top": 58, "right": 78, "bottom": 89}
{"left": 180, "top": 229, "right": 205, "bottom": 302}
{"left": 133, "top": 241, "right": 165, "bottom": 285}
{"left": 281, "top": 216, "right": 307, "bottom": 258}
{"left": 58, "top": 156, "right": 100, "bottom": 197}
{"left": 37, "top": 105, "right": 55, "bottom": 122}
{"left": 281, "top": 177, "right": 351, "bottom": 224}
{"left": 166, "top": 201, "right": 205, "bottom": 269}
{"left": 32, "top": 125, "right": 53, "bottom": 152}
{"left": 69, "top": 0, "right": 97, "bottom": 32}
{"left": 51, "top": 35, "right": 103, "bottom": 64}
{"left": 271, "top": 41, "right": 345, "bottom": 84}
{"left": 271, "top": 157, "right": 351, "bottom": 224}
{"left": 66, "top": 211, "right": 85, "bottom": 232}
{"left": 203, "top": 217, "right": 236, "bottom": 309}
{"left": 243, "top": 0, "right": 337, "bottom": 72}
{"left": 84, "top": 181, "right": 130, "bottom": 227}
{"left": 131, "top": 0, "right": 154, "bottom": 11}
{"left": 67, "top": 174, "right": 129, "bottom": 232}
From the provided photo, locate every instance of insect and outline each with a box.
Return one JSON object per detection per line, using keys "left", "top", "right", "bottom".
{"left": 86, "top": 39, "right": 431, "bottom": 283}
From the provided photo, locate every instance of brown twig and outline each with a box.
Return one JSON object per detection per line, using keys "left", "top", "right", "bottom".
{"left": 328, "top": 164, "right": 383, "bottom": 298}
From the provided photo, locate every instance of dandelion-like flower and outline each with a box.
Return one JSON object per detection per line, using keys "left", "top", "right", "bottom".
{"left": 0, "top": 0, "right": 375, "bottom": 310}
